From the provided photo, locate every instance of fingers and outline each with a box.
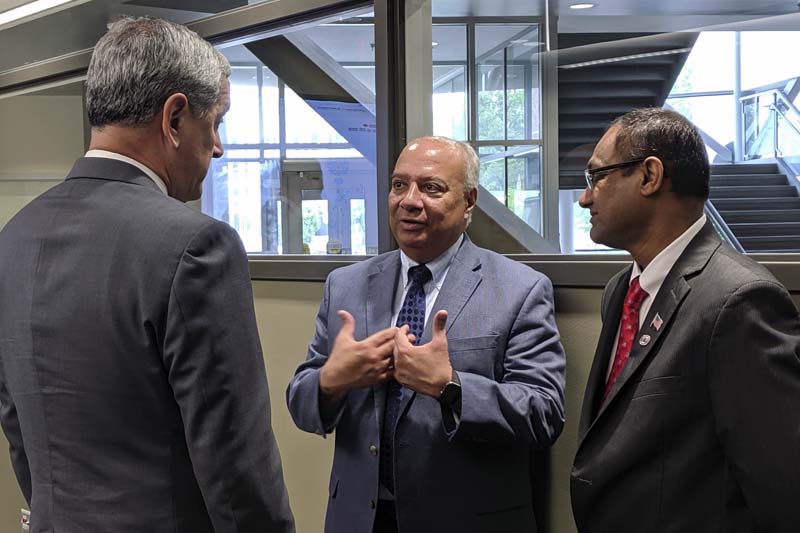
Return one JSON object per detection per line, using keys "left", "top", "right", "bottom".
{"left": 394, "top": 325, "right": 413, "bottom": 351}
{"left": 367, "top": 325, "right": 400, "bottom": 347}
{"left": 336, "top": 310, "right": 356, "bottom": 339}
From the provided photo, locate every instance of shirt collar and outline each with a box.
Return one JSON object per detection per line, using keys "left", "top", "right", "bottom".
{"left": 399, "top": 234, "right": 464, "bottom": 289}
{"left": 84, "top": 150, "right": 168, "bottom": 195}
{"left": 631, "top": 214, "right": 707, "bottom": 295}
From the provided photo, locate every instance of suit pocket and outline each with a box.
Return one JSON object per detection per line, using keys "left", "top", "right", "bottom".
{"left": 631, "top": 375, "right": 683, "bottom": 399}
{"left": 448, "top": 335, "right": 499, "bottom": 377}
{"left": 448, "top": 335, "right": 498, "bottom": 354}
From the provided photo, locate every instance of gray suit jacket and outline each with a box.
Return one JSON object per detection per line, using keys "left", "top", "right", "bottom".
{"left": 571, "top": 222, "right": 800, "bottom": 532}
{"left": 286, "top": 237, "right": 565, "bottom": 533}
{"left": 0, "top": 158, "right": 294, "bottom": 533}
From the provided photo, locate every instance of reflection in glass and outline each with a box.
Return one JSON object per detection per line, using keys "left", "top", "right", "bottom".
{"left": 201, "top": 8, "right": 378, "bottom": 255}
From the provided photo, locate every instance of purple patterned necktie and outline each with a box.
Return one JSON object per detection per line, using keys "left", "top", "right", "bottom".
{"left": 379, "top": 264, "right": 432, "bottom": 494}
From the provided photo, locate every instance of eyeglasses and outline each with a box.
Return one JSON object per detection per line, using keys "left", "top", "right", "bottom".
{"left": 584, "top": 158, "right": 646, "bottom": 189}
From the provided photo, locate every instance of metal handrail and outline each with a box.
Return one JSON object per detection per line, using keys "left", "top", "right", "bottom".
{"left": 705, "top": 200, "right": 744, "bottom": 253}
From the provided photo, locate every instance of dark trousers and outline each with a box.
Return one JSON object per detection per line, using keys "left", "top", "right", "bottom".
{"left": 372, "top": 500, "right": 398, "bottom": 533}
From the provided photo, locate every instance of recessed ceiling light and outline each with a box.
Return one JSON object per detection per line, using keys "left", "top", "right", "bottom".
{"left": 0, "top": 0, "right": 88, "bottom": 30}
{"left": 569, "top": 3, "right": 596, "bottom": 9}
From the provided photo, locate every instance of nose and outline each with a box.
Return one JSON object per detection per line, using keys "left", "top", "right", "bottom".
{"left": 578, "top": 187, "right": 592, "bottom": 208}
{"left": 213, "top": 133, "right": 224, "bottom": 159}
{"left": 399, "top": 182, "right": 423, "bottom": 210}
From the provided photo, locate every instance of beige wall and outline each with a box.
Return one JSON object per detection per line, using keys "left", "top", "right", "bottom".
{"left": 0, "top": 93, "right": 84, "bottom": 228}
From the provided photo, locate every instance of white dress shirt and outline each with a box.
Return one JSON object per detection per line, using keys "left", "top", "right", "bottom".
{"left": 85, "top": 149, "right": 168, "bottom": 195}
{"left": 606, "top": 214, "right": 707, "bottom": 378}
{"left": 391, "top": 234, "right": 464, "bottom": 328}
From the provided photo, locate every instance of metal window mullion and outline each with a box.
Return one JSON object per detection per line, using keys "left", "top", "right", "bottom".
{"left": 467, "top": 22, "right": 477, "bottom": 143}
{"left": 374, "top": 0, "right": 404, "bottom": 254}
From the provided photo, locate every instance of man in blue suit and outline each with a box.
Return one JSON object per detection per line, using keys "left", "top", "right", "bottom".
{"left": 287, "top": 136, "right": 566, "bottom": 533}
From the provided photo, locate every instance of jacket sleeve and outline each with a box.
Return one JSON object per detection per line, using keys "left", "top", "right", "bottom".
{"left": 163, "top": 220, "right": 295, "bottom": 533}
{"left": 447, "top": 275, "right": 566, "bottom": 447}
{"left": 0, "top": 373, "right": 31, "bottom": 504}
{"left": 708, "top": 280, "right": 800, "bottom": 530}
{"left": 286, "top": 276, "right": 346, "bottom": 435}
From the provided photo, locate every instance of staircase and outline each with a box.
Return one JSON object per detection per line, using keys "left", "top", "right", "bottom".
{"left": 557, "top": 32, "right": 698, "bottom": 189}
{"left": 709, "top": 163, "right": 800, "bottom": 253}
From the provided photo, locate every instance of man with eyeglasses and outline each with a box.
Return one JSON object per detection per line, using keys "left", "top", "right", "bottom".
{"left": 571, "top": 107, "right": 800, "bottom": 532}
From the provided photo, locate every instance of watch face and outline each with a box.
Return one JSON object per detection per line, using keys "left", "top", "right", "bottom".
{"left": 439, "top": 382, "right": 461, "bottom": 406}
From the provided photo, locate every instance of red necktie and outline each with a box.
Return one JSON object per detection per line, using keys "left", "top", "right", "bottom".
{"left": 603, "top": 276, "right": 648, "bottom": 404}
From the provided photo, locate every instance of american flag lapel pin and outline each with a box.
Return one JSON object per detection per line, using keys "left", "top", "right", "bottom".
{"left": 651, "top": 313, "right": 663, "bottom": 331}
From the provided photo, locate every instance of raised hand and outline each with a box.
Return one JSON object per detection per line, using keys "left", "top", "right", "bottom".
{"left": 394, "top": 310, "right": 453, "bottom": 398}
{"left": 319, "top": 310, "right": 397, "bottom": 400}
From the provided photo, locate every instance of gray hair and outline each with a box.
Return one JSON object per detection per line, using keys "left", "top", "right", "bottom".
{"left": 411, "top": 136, "right": 480, "bottom": 193}
{"left": 86, "top": 17, "right": 231, "bottom": 127}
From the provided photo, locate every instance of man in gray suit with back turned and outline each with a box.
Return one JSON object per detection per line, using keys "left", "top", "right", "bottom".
{"left": 571, "top": 108, "right": 800, "bottom": 532}
{"left": 287, "top": 136, "right": 566, "bottom": 533}
{"left": 0, "top": 17, "right": 294, "bottom": 532}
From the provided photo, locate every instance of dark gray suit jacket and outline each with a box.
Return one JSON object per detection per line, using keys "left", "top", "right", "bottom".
{"left": 571, "top": 222, "right": 800, "bottom": 532}
{"left": 0, "top": 158, "right": 294, "bottom": 532}
{"left": 287, "top": 237, "right": 566, "bottom": 533}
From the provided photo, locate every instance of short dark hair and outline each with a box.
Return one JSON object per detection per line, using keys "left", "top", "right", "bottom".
{"left": 609, "top": 107, "right": 710, "bottom": 200}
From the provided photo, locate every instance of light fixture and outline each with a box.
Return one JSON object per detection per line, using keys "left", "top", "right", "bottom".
{"left": 432, "top": 41, "right": 439, "bottom": 47}
{"left": 0, "top": 0, "right": 89, "bottom": 30}
{"left": 569, "top": 3, "right": 596, "bottom": 9}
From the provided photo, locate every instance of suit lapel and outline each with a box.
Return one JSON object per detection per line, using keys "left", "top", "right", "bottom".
{"left": 579, "top": 222, "right": 722, "bottom": 446}
{"left": 396, "top": 237, "right": 484, "bottom": 423}
{"left": 368, "top": 252, "right": 401, "bottom": 433}
{"left": 577, "top": 270, "right": 630, "bottom": 441}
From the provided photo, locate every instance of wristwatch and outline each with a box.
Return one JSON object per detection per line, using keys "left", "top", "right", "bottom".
{"left": 437, "top": 370, "right": 462, "bottom": 407}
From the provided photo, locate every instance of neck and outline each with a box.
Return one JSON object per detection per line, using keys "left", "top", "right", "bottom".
{"left": 89, "top": 125, "right": 169, "bottom": 187}
{"left": 628, "top": 207, "right": 702, "bottom": 269}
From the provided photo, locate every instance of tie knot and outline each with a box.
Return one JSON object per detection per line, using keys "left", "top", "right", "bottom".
{"left": 626, "top": 277, "right": 648, "bottom": 309}
{"left": 408, "top": 264, "right": 432, "bottom": 286}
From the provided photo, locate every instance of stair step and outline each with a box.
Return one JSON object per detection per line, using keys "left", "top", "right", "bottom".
{"left": 559, "top": 66, "right": 671, "bottom": 83}
{"left": 711, "top": 198, "right": 800, "bottom": 210}
{"left": 711, "top": 163, "right": 779, "bottom": 175}
{"left": 559, "top": 99, "right": 654, "bottom": 115}
{"left": 719, "top": 209, "right": 800, "bottom": 223}
{"left": 560, "top": 118, "right": 615, "bottom": 130}
{"left": 559, "top": 84, "right": 660, "bottom": 99}
{"left": 729, "top": 222, "right": 800, "bottom": 237}
{"left": 738, "top": 235, "right": 800, "bottom": 251}
{"left": 709, "top": 186, "right": 798, "bottom": 199}
{"left": 710, "top": 175, "right": 788, "bottom": 186}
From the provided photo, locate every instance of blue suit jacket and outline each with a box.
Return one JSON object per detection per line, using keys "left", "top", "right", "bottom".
{"left": 0, "top": 158, "right": 294, "bottom": 532}
{"left": 287, "top": 237, "right": 565, "bottom": 533}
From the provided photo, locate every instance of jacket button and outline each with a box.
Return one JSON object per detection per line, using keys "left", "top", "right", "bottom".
{"left": 369, "top": 444, "right": 378, "bottom": 456}
{"left": 369, "top": 499, "right": 376, "bottom": 509}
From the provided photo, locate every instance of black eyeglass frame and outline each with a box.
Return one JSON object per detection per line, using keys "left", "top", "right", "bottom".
{"left": 584, "top": 158, "right": 646, "bottom": 189}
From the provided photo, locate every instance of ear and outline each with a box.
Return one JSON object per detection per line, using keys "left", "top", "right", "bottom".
{"left": 640, "top": 155, "right": 665, "bottom": 197}
{"left": 464, "top": 187, "right": 477, "bottom": 217}
{"left": 160, "top": 93, "right": 190, "bottom": 149}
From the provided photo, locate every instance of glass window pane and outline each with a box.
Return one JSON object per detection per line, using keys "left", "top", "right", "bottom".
{"left": 226, "top": 67, "right": 261, "bottom": 144}
{"left": 741, "top": 32, "right": 800, "bottom": 91}
{"left": 433, "top": 24, "right": 467, "bottom": 140}
{"left": 670, "top": 32, "right": 735, "bottom": 95}
{"left": 201, "top": 8, "right": 378, "bottom": 256}
{"left": 476, "top": 24, "right": 540, "bottom": 142}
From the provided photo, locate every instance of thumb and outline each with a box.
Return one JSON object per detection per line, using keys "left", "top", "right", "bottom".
{"left": 432, "top": 310, "right": 448, "bottom": 339}
{"left": 336, "top": 310, "right": 356, "bottom": 339}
